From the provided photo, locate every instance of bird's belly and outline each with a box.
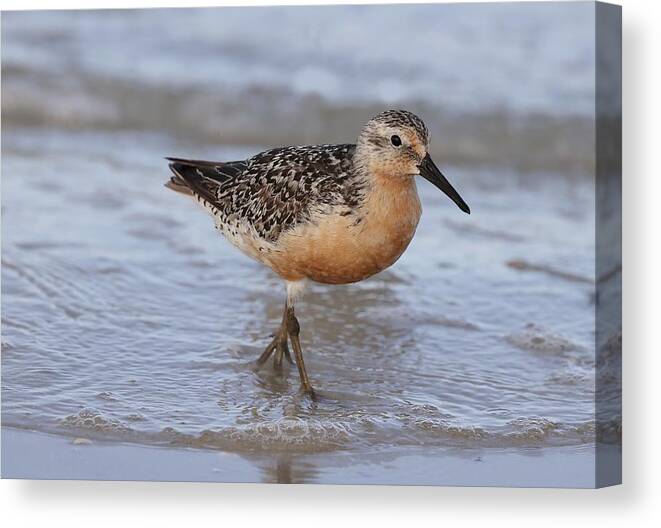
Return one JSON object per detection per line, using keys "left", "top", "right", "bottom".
{"left": 270, "top": 199, "right": 421, "bottom": 284}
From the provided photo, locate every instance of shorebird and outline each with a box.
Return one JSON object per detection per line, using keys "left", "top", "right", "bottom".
{"left": 166, "top": 110, "right": 470, "bottom": 398}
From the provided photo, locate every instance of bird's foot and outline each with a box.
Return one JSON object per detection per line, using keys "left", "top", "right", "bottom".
{"left": 256, "top": 303, "right": 316, "bottom": 399}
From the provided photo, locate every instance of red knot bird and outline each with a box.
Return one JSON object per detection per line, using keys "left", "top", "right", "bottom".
{"left": 165, "top": 109, "right": 470, "bottom": 399}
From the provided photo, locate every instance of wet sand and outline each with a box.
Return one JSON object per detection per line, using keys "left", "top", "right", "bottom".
{"left": 1, "top": 427, "right": 620, "bottom": 487}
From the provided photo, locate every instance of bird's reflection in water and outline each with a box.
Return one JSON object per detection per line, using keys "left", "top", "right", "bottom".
{"left": 259, "top": 454, "right": 319, "bottom": 484}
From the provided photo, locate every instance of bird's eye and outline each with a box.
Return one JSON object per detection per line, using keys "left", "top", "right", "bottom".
{"left": 390, "top": 135, "right": 402, "bottom": 147}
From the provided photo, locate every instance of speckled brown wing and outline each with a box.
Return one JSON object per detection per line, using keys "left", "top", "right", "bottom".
{"left": 167, "top": 144, "right": 366, "bottom": 243}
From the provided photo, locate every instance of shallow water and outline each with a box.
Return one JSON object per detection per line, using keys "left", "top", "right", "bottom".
{"left": 2, "top": 127, "right": 604, "bottom": 456}
{"left": 1, "top": 5, "right": 621, "bottom": 481}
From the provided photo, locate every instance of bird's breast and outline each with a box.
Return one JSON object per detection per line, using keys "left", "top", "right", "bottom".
{"left": 269, "top": 176, "right": 422, "bottom": 284}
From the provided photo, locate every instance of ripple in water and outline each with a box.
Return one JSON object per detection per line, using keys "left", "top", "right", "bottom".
{"left": 506, "top": 323, "right": 581, "bottom": 354}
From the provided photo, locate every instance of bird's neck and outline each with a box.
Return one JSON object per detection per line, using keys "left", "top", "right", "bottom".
{"left": 365, "top": 170, "right": 421, "bottom": 221}
{"left": 351, "top": 142, "right": 422, "bottom": 225}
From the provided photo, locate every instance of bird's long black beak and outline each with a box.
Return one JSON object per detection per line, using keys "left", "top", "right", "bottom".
{"left": 418, "top": 154, "right": 470, "bottom": 214}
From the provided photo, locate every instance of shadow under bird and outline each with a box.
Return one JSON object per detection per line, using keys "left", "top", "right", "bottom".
{"left": 165, "top": 109, "right": 470, "bottom": 399}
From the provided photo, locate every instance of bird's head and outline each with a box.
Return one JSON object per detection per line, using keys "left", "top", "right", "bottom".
{"left": 357, "top": 109, "right": 470, "bottom": 214}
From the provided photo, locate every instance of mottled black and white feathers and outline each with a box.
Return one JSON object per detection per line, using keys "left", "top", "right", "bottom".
{"left": 167, "top": 143, "right": 367, "bottom": 244}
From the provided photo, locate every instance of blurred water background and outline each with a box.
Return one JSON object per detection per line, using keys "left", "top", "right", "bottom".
{"left": 1, "top": 3, "right": 621, "bottom": 484}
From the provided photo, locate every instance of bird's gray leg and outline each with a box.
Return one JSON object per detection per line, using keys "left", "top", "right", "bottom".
{"left": 256, "top": 304, "right": 293, "bottom": 367}
{"left": 286, "top": 306, "right": 316, "bottom": 400}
